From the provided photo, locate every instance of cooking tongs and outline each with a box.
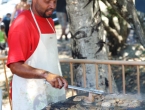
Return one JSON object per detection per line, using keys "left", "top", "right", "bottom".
{"left": 45, "top": 81, "right": 104, "bottom": 95}
{"left": 68, "top": 85, "right": 105, "bottom": 95}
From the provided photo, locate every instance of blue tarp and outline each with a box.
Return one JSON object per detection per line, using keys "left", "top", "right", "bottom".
{"left": 135, "top": 0, "right": 145, "bottom": 13}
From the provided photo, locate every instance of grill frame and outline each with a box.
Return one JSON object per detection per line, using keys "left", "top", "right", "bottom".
{"left": 42, "top": 93, "right": 145, "bottom": 110}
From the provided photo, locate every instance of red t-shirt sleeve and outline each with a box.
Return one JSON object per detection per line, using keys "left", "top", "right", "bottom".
{"left": 7, "top": 30, "right": 30, "bottom": 65}
{"left": 7, "top": 14, "right": 34, "bottom": 66}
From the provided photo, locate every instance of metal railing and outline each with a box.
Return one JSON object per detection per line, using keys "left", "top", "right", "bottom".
{"left": 1, "top": 57, "right": 145, "bottom": 110}
{"left": 0, "top": 88, "right": 2, "bottom": 110}
{"left": 60, "top": 59, "right": 145, "bottom": 95}
{"left": 0, "top": 56, "right": 12, "bottom": 110}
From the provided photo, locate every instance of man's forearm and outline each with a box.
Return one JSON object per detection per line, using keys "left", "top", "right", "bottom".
{"left": 9, "top": 61, "right": 48, "bottom": 79}
{"left": 9, "top": 61, "right": 68, "bottom": 89}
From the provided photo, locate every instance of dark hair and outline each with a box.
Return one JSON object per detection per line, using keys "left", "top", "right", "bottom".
{"left": 6, "top": 13, "right": 11, "bottom": 16}
{"left": 0, "top": 25, "right": 5, "bottom": 30}
{"left": 21, "top": 0, "right": 27, "bottom": 2}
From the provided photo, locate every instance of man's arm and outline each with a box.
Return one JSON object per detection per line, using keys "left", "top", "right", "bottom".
{"left": 9, "top": 61, "right": 68, "bottom": 89}
{"left": 3, "top": 32, "right": 7, "bottom": 42}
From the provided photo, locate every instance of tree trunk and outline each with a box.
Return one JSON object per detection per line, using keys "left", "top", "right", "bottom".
{"left": 126, "top": 0, "right": 145, "bottom": 47}
{"left": 99, "top": 0, "right": 130, "bottom": 55}
{"left": 66, "top": 0, "right": 118, "bottom": 93}
{"left": 107, "top": 0, "right": 145, "bottom": 47}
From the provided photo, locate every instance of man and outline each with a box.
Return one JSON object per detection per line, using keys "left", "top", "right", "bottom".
{"left": 2, "top": 13, "right": 11, "bottom": 37}
{"left": 56, "top": 0, "right": 68, "bottom": 40}
{"left": 7, "top": 0, "right": 68, "bottom": 110}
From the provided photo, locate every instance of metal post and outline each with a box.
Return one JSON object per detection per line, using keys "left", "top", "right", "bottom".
{"left": 70, "top": 63, "right": 74, "bottom": 96}
{"left": 108, "top": 64, "right": 112, "bottom": 93}
{"left": 2, "top": 60, "right": 12, "bottom": 110}
{"left": 137, "top": 66, "right": 140, "bottom": 95}
{"left": 95, "top": 64, "right": 99, "bottom": 89}
{"left": 82, "top": 64, "right": 86, "bottom": 88}
{"left": 0, "top": 88, "right": 2, "bottom": 110}
{"left": 122, "top": 65, "right": 126, "bottom": 94}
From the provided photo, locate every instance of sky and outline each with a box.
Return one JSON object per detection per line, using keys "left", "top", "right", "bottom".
{"left": 135, "top": 0, "right": 145, "bottom": 13}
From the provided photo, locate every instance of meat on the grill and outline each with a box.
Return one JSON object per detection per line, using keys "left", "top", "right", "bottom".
{"left": 73, "top": 96, "right": 85, "bottom": 101}
{"left": 83, "top": 93, "right": 95, "bottom": 103}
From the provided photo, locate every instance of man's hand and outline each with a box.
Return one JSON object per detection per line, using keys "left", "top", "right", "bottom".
{"left": 44, "top": 72, "right": 68, "bottom": 89}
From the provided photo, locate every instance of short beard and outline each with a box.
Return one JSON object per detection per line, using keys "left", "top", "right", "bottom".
{"left": 42, "top": 9, "right": 54, "bottom": 18}
{"left": 35, "top": 5, "right": 53, "bottom": 18}
{"left": 36, "top": 10, "right": 51, "bottom": 18}
{"left": 42, "top": 13, "right": 51, "bottom": 18}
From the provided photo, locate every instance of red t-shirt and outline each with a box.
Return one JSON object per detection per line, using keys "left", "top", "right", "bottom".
{"left": 7, "top": 10, "right": 55, "bottom": 66}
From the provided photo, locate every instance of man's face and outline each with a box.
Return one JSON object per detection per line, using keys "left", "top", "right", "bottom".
{"left": 7, "top": 14, "right": 11, "bottom": 18}
{"left": 33, "top": 0, "right": 57, "bottom": 18}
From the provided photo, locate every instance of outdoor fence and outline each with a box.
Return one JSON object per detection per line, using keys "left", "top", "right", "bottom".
{"left": 1, "top": 57, "right": 145, "bottom": 110}
{"left": 60, "top": 59, "right": 145, "bottom": 95}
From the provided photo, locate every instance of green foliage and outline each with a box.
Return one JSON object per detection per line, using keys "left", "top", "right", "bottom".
{"left": 107, "top": 6, "right": 118, "bottom": 17}
{"left": 141, "top": 50, "right": 145, "bottom": 54}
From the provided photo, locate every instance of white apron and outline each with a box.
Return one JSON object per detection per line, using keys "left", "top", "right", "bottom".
{"left": 12, "top": 9, "right": 65, "bottom": 110}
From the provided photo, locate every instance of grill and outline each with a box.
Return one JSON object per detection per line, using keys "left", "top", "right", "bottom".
{"left": 42, "top": 92, "right": 145, "bottom": 110}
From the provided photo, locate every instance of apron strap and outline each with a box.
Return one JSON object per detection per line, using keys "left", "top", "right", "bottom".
{"left": 46, "top": 19, "right": 56, "bottom": 33}
{"left": 30, "top": 7, "right": 41, "bottom": 35}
